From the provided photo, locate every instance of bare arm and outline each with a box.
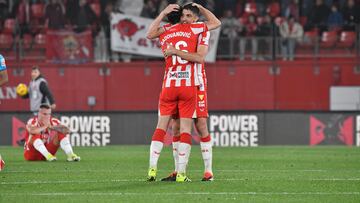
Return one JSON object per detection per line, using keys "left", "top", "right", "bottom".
{"left": 193, "top": 3, "right": 221, "bottom": 31}
{"left": 50, "top": 124, "right": 70, "bottom": 135}
{"left": 0, "top": 70, "right": 8, "bottom": 86}
{"left": 164, "top": 44, "right": 208, "bottom": 64}
{"left": 26, "top": 124, "right": 49, "bottom": 135}
{"left": 146, "top": 4, "right": 180, "bottom": 39}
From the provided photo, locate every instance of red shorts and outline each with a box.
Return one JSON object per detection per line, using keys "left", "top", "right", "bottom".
{"left": 24, "top": 134, "right": 64, "bottom": 161}
{"left": 159, "top": 86, "right": 197, "bottom": 118}
{"left": 171, "top": 86, "right": 208, "bottom": 119}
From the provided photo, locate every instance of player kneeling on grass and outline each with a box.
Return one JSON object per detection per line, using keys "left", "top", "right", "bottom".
{"left": 24, "top": 104, "right": 80, "bottom": 162}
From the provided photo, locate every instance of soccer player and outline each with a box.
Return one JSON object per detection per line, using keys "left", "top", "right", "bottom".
{"left": 24, "top": 104, "right": 80, "bottom": 162}
{"left": 146, "top": 4, "right": 211, "bottom": 182}
{"left": 0, "top": 54, "right": 8, "bottom": 171}
{"left": 161, "top": 3, "right": 219, "bottom": 182}
{"left": 0, "top": 54, "right": 8, "bottom": 86}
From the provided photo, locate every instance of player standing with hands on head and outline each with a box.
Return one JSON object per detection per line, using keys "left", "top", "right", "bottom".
{"left": 0, "top": 54, "right": 9, "bottom": 171}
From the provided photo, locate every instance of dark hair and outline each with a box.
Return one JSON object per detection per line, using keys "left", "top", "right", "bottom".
{"left": 32, "top": 66, "right": 40, "bottom": 71}
{"left": 39, "top": 103, "right": 51, "bottom": 109}
{"left": 167, "top": 8, "right": 182, "bottom": 24}
{"left": 182, "top": 3, "right": 200, "bottom": 17}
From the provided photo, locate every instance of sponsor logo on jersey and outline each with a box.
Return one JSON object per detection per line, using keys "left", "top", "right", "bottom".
{"left": 168, "top": 71, "right": 190, "bottom": 79}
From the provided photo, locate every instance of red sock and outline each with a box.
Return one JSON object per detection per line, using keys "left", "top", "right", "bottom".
{"left": 152, "top": 129, "right": 166, "bottom": 142}
{"left": 180, "top": 133, "right": 192, "bottom": 145}
{"left": 173, "top": 136, "right": 180, "bottom": 142}
{"left": 200, "top": 135, "right": 211, "bottom": 142}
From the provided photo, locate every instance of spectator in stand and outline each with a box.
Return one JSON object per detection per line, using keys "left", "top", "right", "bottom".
{"left": 70, "top": 0, "right": 97, "bottom": 33}
{"left": 342, "top": 0, "right": 360, "bottom": 31}
{"left": 221, "top": 9, "right": 243, "bottom": 58}
{"left": 95, "top": 1, "right": 114, "bottom": 62}
{"left": 0, "top": 0, "right": 9, "bottom": 26}
{"left": 255, "top": 14, "right": 273, "bottom": 60}
{"left": 255, "top": 0, "right": 267, "bottom": 16}
{"left": 45, "top": 0, "right": 66, "bottom": 30}
{"left": 239, "top": 14, "right": 258, "bottom": 60}
{"left": 308, "top": 0, "right": 330, "bottom": 32}
{"left": 279, "top": 15, "right": 303, "bottom": 61}
{"left": 16, "top": 0, "right": 32, "bottom": 37}
{"left": 140, "top": 0, "right": 158, "bottom": 18}
{"left": 66, "top": 0, "right": 77, "bottom": 23}
{"left": 327, "top": 4, "right": 344, "bottom": 31}
{"left": 283, "top": 0, "right": 300, "bottom": 21}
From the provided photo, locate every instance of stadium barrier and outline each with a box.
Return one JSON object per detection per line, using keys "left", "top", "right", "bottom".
{"left": 1, "top": 60, "right": 360, "bottom": 111}
{"left": 1, "top": 111, "right": 359, "bottom": 147}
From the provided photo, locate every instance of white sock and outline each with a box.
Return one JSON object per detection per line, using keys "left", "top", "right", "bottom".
{"left": 149, "top": 141, "right": 163, "bottom": 169}
{"left": 172, "top": 141, "right": 179, "bottom": 172}
{"left": 177, "top": 142, "right": 191, "bottom": 174}
{"left": 33, "top": 139, "right": 52, "bottom": 158}
{"left": 60, "top": 137, "right": 74, "bottom": 156}
{"left": 200, "top": 141, "right": 213, "bottom": 173}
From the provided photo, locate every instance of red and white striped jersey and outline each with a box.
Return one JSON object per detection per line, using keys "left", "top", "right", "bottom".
{"left": 197, "top": 30, "right": 210, "bottom": 91}
{"left": 160, "top": 22, "right": 208, "bottom": 88}
{"left": 25, "top": 116, "right": 61, "bottom": 144}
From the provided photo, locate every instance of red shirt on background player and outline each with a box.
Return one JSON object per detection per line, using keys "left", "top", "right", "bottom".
{"left": 24, "top": 104, "right": 80, "bottom": 162}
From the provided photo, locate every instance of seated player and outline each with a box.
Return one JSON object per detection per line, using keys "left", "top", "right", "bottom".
{"left": 24, "top": 103, "right": 80, "bottom": 162}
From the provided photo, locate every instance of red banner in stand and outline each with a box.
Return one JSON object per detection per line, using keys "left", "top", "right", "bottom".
{"left": 46, "top": 30, "right": 93, "bottom": 64}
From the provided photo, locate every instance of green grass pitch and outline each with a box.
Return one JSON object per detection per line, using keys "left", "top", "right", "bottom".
{"left": 0, "top": 146, "right": 359, "bottom": 202}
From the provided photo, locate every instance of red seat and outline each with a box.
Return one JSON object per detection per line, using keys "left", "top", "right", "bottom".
{"left": 274, "top": 16, "right": 284, "bottom": 26}
{"left": 90, "top": 3, "right": 101, "bottom": 18}
{"left": 337, "top": 31, "right": 356, "bottom": 48}
{"left": 239, "top": 16, "right": 248, "bottom": 25}
{"left": 299, "top": 16, "right": 307, "bottom": 27}
{"left": 267, "top": 2, "right": 280, "bottom": 18}
{"left": 0, "top": 33, "right": 14, "bottom": 49}
{"left": 22, "top": 34, "right": 33, "bottom": 49}
{"left": 34, "top": 33, "right": 46, "bottom": 49}
{"left": 31, "top": 4, "right": 45, "bottom": 19}
{"left": 3, "top": 18, "right": 16, "bottom": 34}
{"left": 257, "top": 16, "right": 264, "bottom": 25}
{"left": 320, "top": 31, "right": 337, "bottom": 48}
{"left": 299, "top": 30, "right": 318, "bottom": 47}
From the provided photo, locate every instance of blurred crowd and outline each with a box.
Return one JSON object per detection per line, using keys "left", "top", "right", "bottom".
{"left": 0, "top": 0, "right": 359, "bottom": 61}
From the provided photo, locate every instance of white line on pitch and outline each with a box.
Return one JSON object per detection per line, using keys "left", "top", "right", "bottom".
{"left": 2, "top": 192, "right": 360, "bottom": 196}
{"left": 1, "top": 178, "right": 360, "bottom": 185}
{"left": 6, "top": 169, "right": 355, "bottom": 173}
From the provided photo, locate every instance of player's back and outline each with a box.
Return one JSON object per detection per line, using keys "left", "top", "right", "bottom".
{"left": 159, "top": 22, "right": 208, "bottom": 88}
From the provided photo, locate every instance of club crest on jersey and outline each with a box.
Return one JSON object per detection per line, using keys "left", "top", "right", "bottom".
{"left": 198, "top": 94, "right": 204, "bottom": 100}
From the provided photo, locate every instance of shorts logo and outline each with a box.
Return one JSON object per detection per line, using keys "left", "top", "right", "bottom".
{"left": 168, "top": 71, "right": 190, "bottom": 79}
{"left": 198, "top": 94, "right": 204, "bottom": 100}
